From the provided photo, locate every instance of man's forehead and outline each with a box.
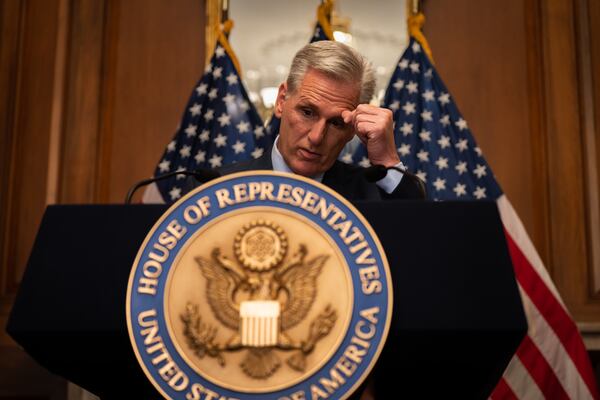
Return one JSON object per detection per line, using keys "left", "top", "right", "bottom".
{"left": 293, "top": 71, "right": 360, "bottom": 109}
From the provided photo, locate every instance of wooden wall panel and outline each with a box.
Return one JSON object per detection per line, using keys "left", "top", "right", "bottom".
{"left": 1, "top": 0, "right": 61, "bottom": 294}
{"left": 100, "top": 0, "right": 206, "bottom": 203}
{"left": 57, "top": 0, "right": 206, "bottom": 205}
{"left": 0, "top": 1, "right": 70, "bottom": 397}
{"left": 592, "top": 0, "right": 600, "bottom": 192}
{"left": 580, "top": 0, "right": 600, "bottom": 298}
{"left": 0, "top": 0, "right": 208, "bottom": 316}
{"left": 423, "top": 0, "right": 600, "bottom": 324}
{"left": 0, "top": 0, "right": 23, "bottom": 297}
{"left": 542, "top": 0, "right": 600, "bottom": 320}
{"left": 0, "top": 1, "right": 207, "bottom": 397}
{"left": 58, "top": 0, "right": 106, "bottom": 204}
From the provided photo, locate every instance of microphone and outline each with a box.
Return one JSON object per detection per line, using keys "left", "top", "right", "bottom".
{"left": 125, "top": 169, "right": 221, "bottom": 204}
{"left": 364, "top": 164, "right": 427, "bottom": 198}
{"left": 364, "top": 165, "right": 389, "bottom": 182}
{"left": 364, "top": 164, "right": 408, "bottom": 182}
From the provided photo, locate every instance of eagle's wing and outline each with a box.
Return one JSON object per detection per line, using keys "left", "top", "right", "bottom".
{"left": 279, "top": 254, "right": 329, "bottom": 331}
{"left": 195, "top": 256, "right": 241, "bottom": 330}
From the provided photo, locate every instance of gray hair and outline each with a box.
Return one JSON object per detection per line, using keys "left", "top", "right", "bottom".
{"left": 286, "top": 41, "right": 376, "bottom": 104}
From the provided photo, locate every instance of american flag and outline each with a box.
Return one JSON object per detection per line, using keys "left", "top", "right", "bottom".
{"left": 143, "top": 22, "right": 272, "bottom": 203}
{"left": 265, "top": 0, "right": 333, "bottom": 137}
{"left": 349, "top": 36, "right": 599, "bottom": 399}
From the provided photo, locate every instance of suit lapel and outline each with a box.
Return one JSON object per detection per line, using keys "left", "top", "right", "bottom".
{"left": 250, "top": 150, "right": 273, "bottom": 170}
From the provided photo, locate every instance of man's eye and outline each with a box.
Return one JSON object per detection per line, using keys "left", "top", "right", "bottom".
{"left": 330, "top": 119, "right": 345, "bottom": 129}
{"left": 301, "top": 108, "right": 313, "bottom": 117}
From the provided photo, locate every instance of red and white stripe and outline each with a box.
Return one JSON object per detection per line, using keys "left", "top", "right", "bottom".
{"left": 491, "top": 195, "right": 598, "bottom": 399}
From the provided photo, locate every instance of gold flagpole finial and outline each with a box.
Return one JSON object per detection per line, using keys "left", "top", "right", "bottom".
{"left": 221, "top": 0, "right": 229, "bottom": 22}
{"left": 406, "top": 1, "right": 434, "bottom": 63}
{"left": 317, "top": 0, "right": 334, "bottom": 40}
{"left": 411, "top": 0, "right": 420, "bottom": 15}
{"left": 215, "top": 19, "right": 242, "bottom": 77}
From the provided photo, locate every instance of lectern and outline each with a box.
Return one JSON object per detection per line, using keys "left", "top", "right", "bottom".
{"left": 7, "top": 201, "right": 526, "bottom": 399}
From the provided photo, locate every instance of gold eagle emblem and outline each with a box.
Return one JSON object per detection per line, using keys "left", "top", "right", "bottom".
{"left": 181, "top": 220, "right": 337, "bottom": 379}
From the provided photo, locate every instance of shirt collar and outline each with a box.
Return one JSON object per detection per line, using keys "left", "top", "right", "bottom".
{"left": 271, "top": 136, "right": 325, "bottom": 182}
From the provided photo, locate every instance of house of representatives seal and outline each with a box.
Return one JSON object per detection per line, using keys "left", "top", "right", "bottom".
{"left": 126, "top": 171, "right": 393, "bottom": 400}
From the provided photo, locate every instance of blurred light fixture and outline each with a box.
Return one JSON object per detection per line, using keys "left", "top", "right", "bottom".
{"left": 333, "top": 30, "right": 353, "bottom": 44}
{"left": 248, "top": 91, "right": 260, "bottom": 104}
{"left": 331, "top": 4, "right": 352, "bottom": 46}
{"left": 260, "top": 87, "right": 279, "bottom": 109}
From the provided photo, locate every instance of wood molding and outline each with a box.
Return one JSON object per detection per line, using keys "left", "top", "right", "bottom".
{"left": 59, "top": 0, "right": 107, "bottom": 204}
{"left": 579, "top": 322, "right": 600, "bottom": 350}
{"left": 205, "top": 0, "right": 220, "bottom": 64}
{"left": 95, "top": 0, "right": 119, "bottom": 203}
{"left": 575, "top": 0, "right": 600, "bottom": 299}
{"left": 2, "top": 0, "right": 63, "bottom": 294}
{"left": 46, "top": 0, "right": 70, "bottom": 206}
{"left": 0, "top": 0, "right": 71, "bottom": 355}
{"left": 540, "top": 0, "right": 600, "bottom": 319}
{"left": 524, "top": 0, "right": 553, "bottom": 272}
{"left": 590, "top": 0, "right": 600, "bottom": 299}
{"left": 0, "top": 0, "right": 25, "bottom": 297}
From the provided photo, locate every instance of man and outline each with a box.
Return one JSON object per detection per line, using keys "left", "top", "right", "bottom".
{"left": 220, "top": 40, "right": 425, "bottom": 200}
{"left": 219, "top": 41, "right": 421, "bottom": 400}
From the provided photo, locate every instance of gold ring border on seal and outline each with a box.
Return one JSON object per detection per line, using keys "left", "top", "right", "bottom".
{"left": 163, "top": 206, "right": 354, "bottom": 393}
{"left": 125, "top": 170, "right": 394, "bottom": 400}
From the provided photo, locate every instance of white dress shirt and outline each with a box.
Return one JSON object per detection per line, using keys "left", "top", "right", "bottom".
{"left": 271, "top": 136, "right": 403, "bottom": 194}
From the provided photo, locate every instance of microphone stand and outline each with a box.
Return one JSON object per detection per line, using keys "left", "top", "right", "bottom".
{"left": 125, "top": 170, "right": 218, "bottom": 204}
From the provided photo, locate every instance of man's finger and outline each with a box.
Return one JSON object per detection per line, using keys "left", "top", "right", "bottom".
{"left": 355, "top": 121, "right": 377, "bottom": 135}
{"left": 355, "top": 104, "right": 384, "bottom": 115}
{"left": 342, "top": 109, "right": 355, "bottom": 124}
{"left": 354, "top": 113, "right": 383, "bottom": 124}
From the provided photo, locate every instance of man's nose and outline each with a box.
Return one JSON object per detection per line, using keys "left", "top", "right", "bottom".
{"left": 307, "top": 119, "right": 327, "bottom": 146}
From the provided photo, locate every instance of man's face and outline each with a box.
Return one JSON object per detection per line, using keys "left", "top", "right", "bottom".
{"left": 274, "top": 69, "right": 359, "bottom": 177}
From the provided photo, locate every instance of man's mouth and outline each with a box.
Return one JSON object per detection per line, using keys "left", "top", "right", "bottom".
{"left": 298, "top": 148, "right": 321, "bottom": 161}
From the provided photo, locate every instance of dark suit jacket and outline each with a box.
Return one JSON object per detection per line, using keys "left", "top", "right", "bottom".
{"left": 218, "top": 151, "right": 425, "bottom": 201}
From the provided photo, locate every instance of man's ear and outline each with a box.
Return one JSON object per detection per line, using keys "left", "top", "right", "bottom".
{"left": 274, "top": 82, "right": 287, "bottom": 118}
